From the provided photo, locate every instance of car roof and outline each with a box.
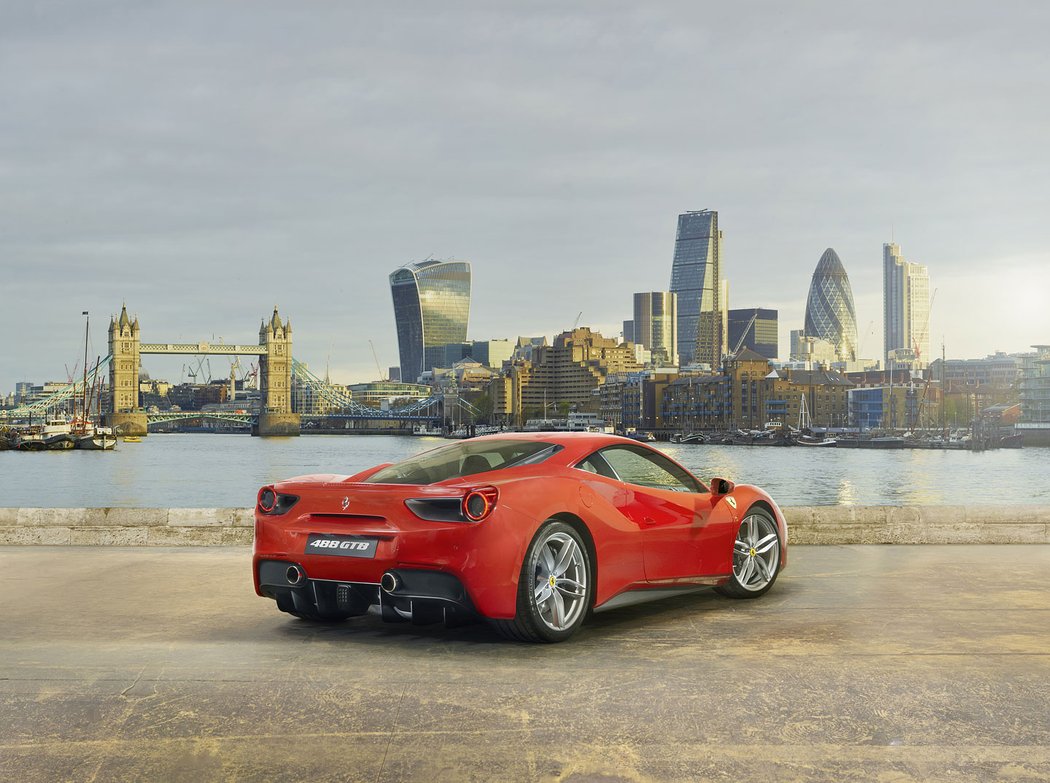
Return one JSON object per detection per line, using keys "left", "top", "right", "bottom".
{"left": 468, "top": 431, "right": 635, "bottom": 448}
{"left": 465, "top": 431, "right": 667, "bottom": 463}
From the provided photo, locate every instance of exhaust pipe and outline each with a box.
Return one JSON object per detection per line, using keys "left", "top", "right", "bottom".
{"left": 286, "top": 565, "right": 304, "bottom": 585}
{"left": 380, "top": 571, "right": 399, "bottom": 594}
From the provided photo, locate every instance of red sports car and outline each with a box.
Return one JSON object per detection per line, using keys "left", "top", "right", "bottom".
{"left": 253, "top": 432, "right": 787, "bottom": 642}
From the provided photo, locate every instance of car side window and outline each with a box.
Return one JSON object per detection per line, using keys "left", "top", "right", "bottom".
{"left": 599, "top": 446, "right": 701, "bottom": 493}
{"left": 575, "top": 452, "right": 618, "bottom": 479}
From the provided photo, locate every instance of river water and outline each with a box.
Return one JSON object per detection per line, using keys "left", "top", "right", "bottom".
{"left": 1, "top": 434, "right": 1047, "bottom": 508}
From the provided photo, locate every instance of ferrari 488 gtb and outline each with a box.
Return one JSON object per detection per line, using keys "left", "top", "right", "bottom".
{"left": 253, "top": 433, "right": 787, "bottom": 642}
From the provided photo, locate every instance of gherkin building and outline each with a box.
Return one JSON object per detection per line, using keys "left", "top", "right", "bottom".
{"left": 804, "top": 248, "right": 858, "bottom": 362}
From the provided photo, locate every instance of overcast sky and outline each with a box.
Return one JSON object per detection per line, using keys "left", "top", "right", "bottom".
{"left": 2, "top": 1, "right": 1048, "bottom": 391}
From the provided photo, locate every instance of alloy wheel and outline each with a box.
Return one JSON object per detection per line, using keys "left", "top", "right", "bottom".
{"left": 732, "top": 513, "right": 781, "bottom": 592}
{"left": 532, "top": 531, "right": 588, "bottom": 631}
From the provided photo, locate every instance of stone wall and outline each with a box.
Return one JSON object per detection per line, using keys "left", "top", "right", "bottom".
{"left": 0, "top": 505, "right": 1048, "bottom": 547}
{"left": 0, "top": 508, "right": 254, "bottom": 546}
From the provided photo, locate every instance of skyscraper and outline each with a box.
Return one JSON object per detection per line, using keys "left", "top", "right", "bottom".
{"left": 632, "top": 292, "right": 678, "bottom": 366}
{"left": 727, "top": 308, "right": 778, "bottom": 359}
{"left": 883, "top": 243, "right": 931, "bottom": 369}
{"left": 669, "top": 210, "right": 723, "bottom": 367}
{"left": 804, "top": 248, "right": 858, "bottom": 362}
{"left": 389, "top": 259, "right": 471, "bottom": 383}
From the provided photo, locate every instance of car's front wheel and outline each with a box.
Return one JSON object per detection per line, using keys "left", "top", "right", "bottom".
{"left": 716, "top": 508, "right": 782, "bottom": 599}
{"left": 492, "top": 520, "right": 592, "bottom": 643}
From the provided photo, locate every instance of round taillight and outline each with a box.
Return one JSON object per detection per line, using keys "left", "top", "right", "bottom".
{"left": 462, "top": 487, "right": 498, "bottom": 522}
{"left": 259, "top": 488, "right": 277, "bottom": 513}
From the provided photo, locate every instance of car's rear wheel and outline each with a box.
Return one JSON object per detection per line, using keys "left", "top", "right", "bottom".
{"left": 716, "top": 508, "right": 782, "bottom": 599}
{"left": 492, "top": 520, "right": 592, "bottom": 643}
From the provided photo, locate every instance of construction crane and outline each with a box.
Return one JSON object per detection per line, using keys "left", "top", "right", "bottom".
{"left": 729, "top": 311, "right": 759, "bottom": 357}
{"left": 572, "top": 311, "right": 583, "bottom": 330}
{"left": 913, "top": 289, "right": 939, "bottom": 430}
{"left": 368, "top": 340, "right": 384, "bottom": 381}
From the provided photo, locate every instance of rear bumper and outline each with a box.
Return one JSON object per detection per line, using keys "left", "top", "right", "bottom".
{"left": 253, "top": 505, "right": 532, "bottom": 619}
{"left": 257, "top": 559, "right": 478, "bottom": 623}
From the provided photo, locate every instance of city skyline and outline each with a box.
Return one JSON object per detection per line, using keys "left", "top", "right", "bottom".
{"left": 2, "top": 3, "right": 1048, "bottom": 389}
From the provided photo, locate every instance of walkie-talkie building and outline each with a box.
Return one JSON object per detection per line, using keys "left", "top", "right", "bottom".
{"left": 390, "top": 260, "right": 471, "bottom": 383}
{"left": 804, "top": 248, "right": 858, "bottom": 363}
{"left": 669, "top": 210, "right": 723, "bottom": 367}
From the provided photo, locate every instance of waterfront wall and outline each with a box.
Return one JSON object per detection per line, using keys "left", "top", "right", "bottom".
{"left": 1, "top": 506, "right": 1049, "bottom": 546}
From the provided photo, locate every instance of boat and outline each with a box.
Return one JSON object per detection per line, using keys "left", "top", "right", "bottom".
{"left": 836, "top": 436, "right": 905, "bottom": 449}
{"left": 625, "top": 430, "right": 656, "bottom": 442}
{"left": 999, "top": 433, "right": 1023, "bottom": 449}
{"left": 74, "top": 422, "right": 117, "bottom": 450}
{"left": 411, "top": 424, "right": 444, "bottom": 437}
{"left": 122, "top": 435, "right": 142, "bottom": 443}
{"left": 566, "top": 413, "right": 612, "bottom": 433}
{"left": 14, "top": 426, "right": 47, "bottom": 451}
{"left": 679, "top": 432, "right": 708, "bottom": 445}
{"left": 797, "top": 434, "right": 837, "bottom": 447}
{"left": 41, "top": 418, "right": 76, "bottom": 450}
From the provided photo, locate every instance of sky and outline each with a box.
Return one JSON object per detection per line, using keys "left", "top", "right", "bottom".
{"left": 2, "top": 1, "right": 1049, "bottom": 391}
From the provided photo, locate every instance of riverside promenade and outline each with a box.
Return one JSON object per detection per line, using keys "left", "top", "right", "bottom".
{"left": 2, "top": 505, "right": 1050, "bottom": 545}
{"left": 2, "top": 543, "right": 1049, "bottom": 782}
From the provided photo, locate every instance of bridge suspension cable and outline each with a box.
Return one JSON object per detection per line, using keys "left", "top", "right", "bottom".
{"left": 1, "top": 355, "right": 113, "bottom": 419}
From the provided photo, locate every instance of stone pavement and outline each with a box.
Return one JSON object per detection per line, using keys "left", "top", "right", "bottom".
{"left": 1, "top": 545, "right": 1048, "bottom": 782}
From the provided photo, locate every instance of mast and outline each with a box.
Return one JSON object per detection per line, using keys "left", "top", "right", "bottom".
{"left": 940, "top": 339, "right": 947, "bottom": 436}
{"left": 81, "top": 311, "right": 90, "bottom": 422}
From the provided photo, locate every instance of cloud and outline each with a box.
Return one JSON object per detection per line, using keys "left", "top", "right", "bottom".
{"left": 2, "top": 1, "right": 1048, "bottom": 390}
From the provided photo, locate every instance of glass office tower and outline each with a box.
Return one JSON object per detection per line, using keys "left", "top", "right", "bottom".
{"left": 804, "top": 248, "right": 858, "bottom": 362}
{"left": 669, "top": 210, "right": 723, "bottom": 367}
{"left": 727, "top": 308, "right": 778, "bottom": 359}
{"left": 883, "top": 242, "right": 931, "bottom": 369}
{"left": 390, "top": 260, "right": 471, "bottom": 383}
{"left": 633, "top": 292, "right": 678, "bottom": 366}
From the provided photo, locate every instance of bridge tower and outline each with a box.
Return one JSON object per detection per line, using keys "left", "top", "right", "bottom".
{"left": 254, "top": 306, "right": 301, "bottom": 436}
{"left": 105, "top": 304, "right": 148, "bottom": 436}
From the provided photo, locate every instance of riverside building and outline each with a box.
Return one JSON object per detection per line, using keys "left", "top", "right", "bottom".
{"left": 1018, "top": 345, "right": 1050, "bottom": 446}
{"left": 670, "top": 210, "right": 724, "bottom": 367}
{"left": 488, "top": 328, "right": 643, "bottom": 426}
{"left": 883, "top": 243, "right": 931, "bottom": 370}
{"left": 389, "top": 260, "right": 471, "bottom": 384}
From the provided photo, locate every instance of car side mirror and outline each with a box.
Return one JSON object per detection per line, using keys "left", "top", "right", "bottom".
{"left": 710, "top": 477, "right": 735, "bottom": 497}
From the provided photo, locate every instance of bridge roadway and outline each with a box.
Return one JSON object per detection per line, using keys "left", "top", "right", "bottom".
{"left": 1, "top": 545, "right": 1048, "bottom": 782}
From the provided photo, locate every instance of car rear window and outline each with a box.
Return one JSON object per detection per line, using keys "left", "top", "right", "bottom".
{"left": 364, "top": 440, "right": 562, "bottom": 485}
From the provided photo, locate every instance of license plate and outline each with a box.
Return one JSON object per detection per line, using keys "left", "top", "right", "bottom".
{"left": 305, "top": 534, "right": 378, "bottom": 558}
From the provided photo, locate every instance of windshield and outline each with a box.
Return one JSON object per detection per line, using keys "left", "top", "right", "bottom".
{"left": 364, "top": 440, "right": 562, "bottom": 485}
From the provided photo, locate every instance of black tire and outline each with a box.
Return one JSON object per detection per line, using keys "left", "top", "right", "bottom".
{"left": 715, "top": 507, "right": 782, "bottom": 599}
{"left": 492, "top": 520, "right": 593, "bottom": 643}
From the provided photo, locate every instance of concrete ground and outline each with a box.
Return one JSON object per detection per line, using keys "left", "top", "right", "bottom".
{"left": 1, "top": 546, "right": 1048, "bottom": 783}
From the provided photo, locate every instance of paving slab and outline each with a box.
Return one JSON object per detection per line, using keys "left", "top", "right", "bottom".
{"left": 1, "top": 545, "right": 1048, "bottom": 782}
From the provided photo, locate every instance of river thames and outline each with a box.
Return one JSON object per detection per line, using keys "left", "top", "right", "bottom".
{"left": 1, "top": 433, "right": 1048, "bottom": 507}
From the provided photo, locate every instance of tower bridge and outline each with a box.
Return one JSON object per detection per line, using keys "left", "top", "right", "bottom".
{"left": 0, "top": 304, "right": 458, "bottom": 435}
{"left": 107, "top": 304, "right": 299, "bottom": 436}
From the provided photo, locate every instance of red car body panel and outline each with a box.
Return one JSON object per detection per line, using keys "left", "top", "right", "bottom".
{"left": 253, "top": 432, "right": 788, "bottom": 620}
